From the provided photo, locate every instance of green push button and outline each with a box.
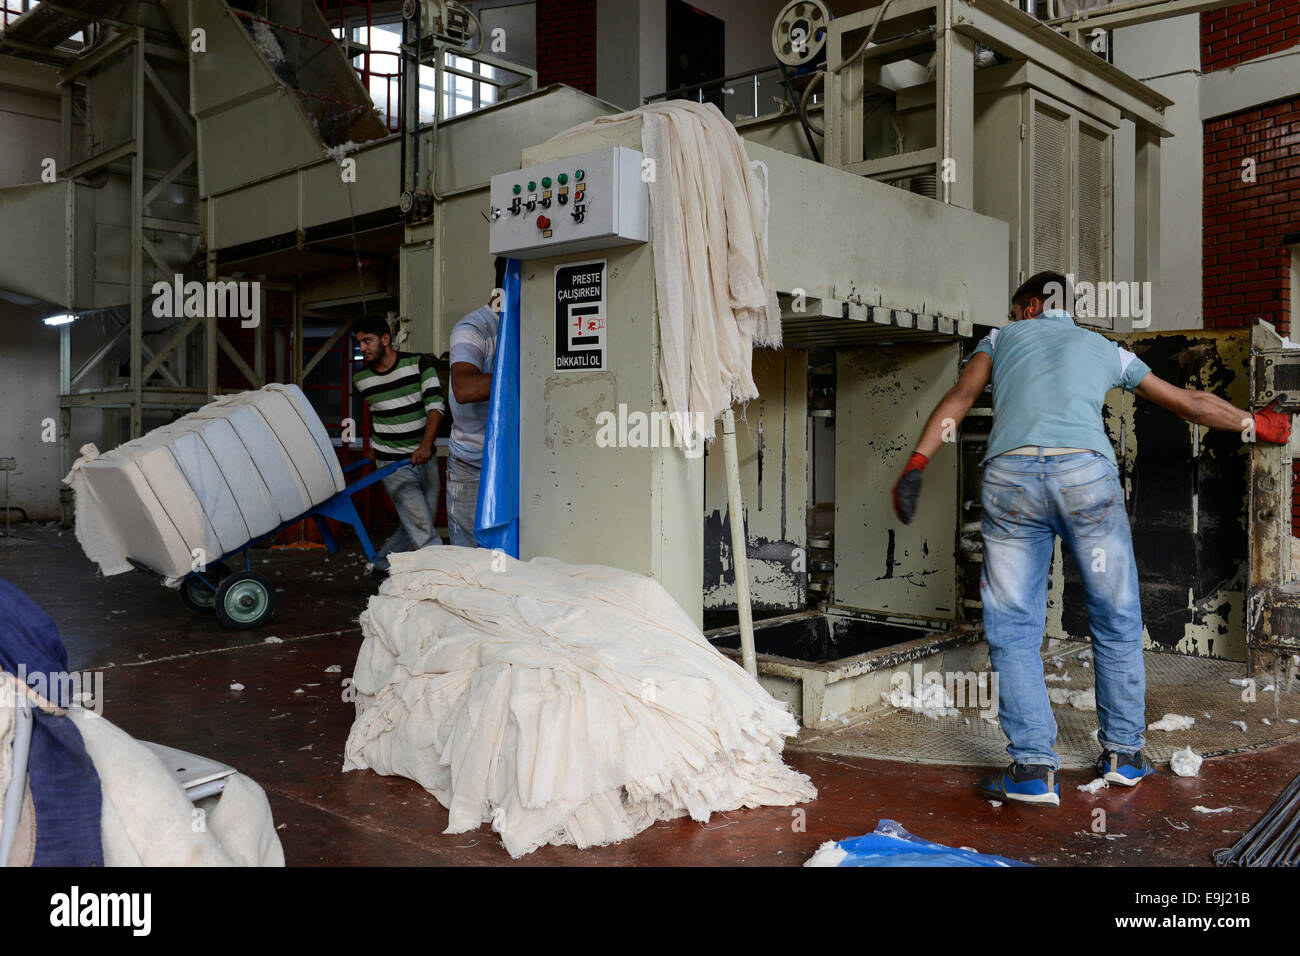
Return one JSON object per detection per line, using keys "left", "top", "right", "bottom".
{"left": 541, "top": 176, "right": 552, "bottom": 188}
{"left": 512, "top": 184, "right": 521, "bottom": 195}
{"left": 558, "top": 173, "right": 568, "bottom": 185}
{"left": 527, "top": 181, "right": 536, "bottom": 191}
{"left": 575, "top": 169, "right": 585, "bottom": 181}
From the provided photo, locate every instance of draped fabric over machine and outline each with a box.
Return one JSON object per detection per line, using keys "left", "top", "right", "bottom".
{"left": 546, "top": 100, "right": 783, "bottom": 445}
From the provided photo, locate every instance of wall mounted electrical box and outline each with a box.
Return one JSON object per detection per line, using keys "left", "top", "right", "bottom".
{"left": 488, "top": 146, "right": 650, "bottom": 260}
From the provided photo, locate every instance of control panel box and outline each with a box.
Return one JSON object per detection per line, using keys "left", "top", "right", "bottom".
{"left": 488, "top": 147, "right": 649, "bottom": 260}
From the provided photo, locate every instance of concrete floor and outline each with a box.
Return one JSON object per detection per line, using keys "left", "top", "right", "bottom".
{"left": 3, "top": 523, "right": 1296, "bottom": 867}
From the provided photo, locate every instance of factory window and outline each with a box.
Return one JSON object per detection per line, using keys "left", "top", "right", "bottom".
{"left": 0, "top": 0, "right": 30, "bottom": 29}
{"left": 341, "top": 19, "right": 503, "bottom": 127}
{"left": 436, "top": 53, "right": 498, "bottom": 118}
{"left": 346, "top": 20, "right": 403, "bottom": 130}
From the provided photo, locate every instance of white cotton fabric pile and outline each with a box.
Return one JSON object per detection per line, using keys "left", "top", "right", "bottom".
{"left": 343, "top": 547, "right": 816, "bottom": 858}
{"left": 63, "top": 384, "right": 344, "bottom": 583}
{"left": 546, "top": 100, "right": 782, "bottom": 445}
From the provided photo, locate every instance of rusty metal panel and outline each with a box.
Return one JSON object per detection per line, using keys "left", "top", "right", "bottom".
{"left": 834, "top": 343, "right": 960, "bottom": 622}
{"left": 1045, "top": 328, "right": 1251, "bottom": 660}
{"left": 703, "top": 348, "right": 808, "bottom": 612}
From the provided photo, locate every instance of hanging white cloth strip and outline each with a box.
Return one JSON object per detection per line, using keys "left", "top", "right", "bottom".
{"left": 546, "top": 101, "right": 783, "bottom": 445}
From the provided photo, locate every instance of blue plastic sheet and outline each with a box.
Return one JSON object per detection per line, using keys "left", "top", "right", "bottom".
{"left": 474, "top": 258, "right": 521, "bottom": 556}
{"left": 824, "top": 820, "right": 1031, "bottom": 867}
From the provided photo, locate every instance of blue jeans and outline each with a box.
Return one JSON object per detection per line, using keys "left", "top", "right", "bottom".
{"left": 374, "top": 458, "right": 443, "bottom": 570}
{"left": 446, "top": 455, "right": 481, "bottom": 548}
{"left": 981, "top": 451, "right": 1147, "bottom": 770}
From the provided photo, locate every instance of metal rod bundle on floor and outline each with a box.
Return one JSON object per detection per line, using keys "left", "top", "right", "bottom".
{"left": 1213, "top": 771, "right": 1300, "bottom": 866}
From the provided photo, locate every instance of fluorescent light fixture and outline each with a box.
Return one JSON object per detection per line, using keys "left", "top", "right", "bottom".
{"left": 43, "top": 313, "right": 77, "bottom": 326}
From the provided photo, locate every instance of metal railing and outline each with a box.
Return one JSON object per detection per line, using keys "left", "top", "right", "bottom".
{"left": 644, "top": 64, "right": 802, "bottom": 120}
{"left": 1, "top": 0, "right": 31, "bottom": 31}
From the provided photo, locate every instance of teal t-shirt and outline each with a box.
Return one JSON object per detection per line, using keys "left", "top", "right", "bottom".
{"left": 974, "top": 310, "right": 1151, "bottom": 466}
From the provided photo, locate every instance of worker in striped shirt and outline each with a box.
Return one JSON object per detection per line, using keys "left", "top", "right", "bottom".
{"left": 352, "top": 315, "right": 446, "bottom": 581}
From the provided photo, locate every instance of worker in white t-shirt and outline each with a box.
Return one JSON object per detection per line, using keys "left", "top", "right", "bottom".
{"left": 445, "top": 258, "right": 505, "bottom": 547}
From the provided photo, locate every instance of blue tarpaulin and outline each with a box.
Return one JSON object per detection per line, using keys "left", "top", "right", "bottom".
{"left": 810, "top": 820, "right": 1031, "bottom": 867}
{"left": 474, "top": 257, "right": 521, "bottom": 556}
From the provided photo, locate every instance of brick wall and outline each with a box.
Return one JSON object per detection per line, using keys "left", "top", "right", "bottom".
{"left": 535, "top": 0, "right": 598, "bottom": 95}
{"left": 1202, "top": 0, "right": 1300, "bottom": 72}
{"left": 1202, "top": 97, "right": 1300, "bottom": 335}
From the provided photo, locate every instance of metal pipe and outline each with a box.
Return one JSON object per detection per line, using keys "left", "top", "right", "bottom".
{"left": 644, "top": 65, "right": 785, "bottom": 103}
{"left": 0, "top": 697, "right": 33, "bottom": 864}
{"left": 721, "top": 408, "right": 758, "bottom": 678}
{"left": 1044, "top": 0, "right": 1199, "bottom": 26}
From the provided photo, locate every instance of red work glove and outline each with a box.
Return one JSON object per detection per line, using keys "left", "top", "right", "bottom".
{"left": 1255, "top": 399, "right": 1292, "bottom": 444}
{"left": 892, "top": 451, "right": 929, "bottom": 524}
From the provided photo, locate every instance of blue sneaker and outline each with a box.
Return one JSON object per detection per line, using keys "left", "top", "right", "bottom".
{"left": 978, "top": 763, "right": 1060, "bottom": 807}
{"left": 1098, "top": 749, "right": 1155, "bottom": 786}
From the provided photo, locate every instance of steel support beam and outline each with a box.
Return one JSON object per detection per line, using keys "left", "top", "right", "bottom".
{"left": 59, "top": 388, "right": 207, "bottom": 408}
{"left": 69, "top": 323, "right": 128, "bottom": 387}
{"left": 1134, "top": 128, "right": 1161, "bottom": 297}
{"left": 143, "top": 59, "right": 193, "bottom": 135}
{"left": 215, "top": 329, "right": 262, "bottom": 388}
{"left": 1053, "top": 0, "right": 1251, "bottom": 40}
{"left": 292, "top": 282, "right": 304, "bottom": 388}
{"left": 64, "top": 138, "right": 136, "bottom": 179}
{"left": 937, "top": 2, "right": 975, "bottom": 207}
{"left": 302, "top": 318, "right": 356, "bottom": 379}
{"left": 129, "top": 27, "right": 145, "bottom": 437}
{"left": 142, "top": 315, "right": 204, "bottom": 383}
{"left": 950, "top": 0, "right": 1172, "bottom": 136}
{"left": 57, "top": 27, "right": 134, "bottom": 84}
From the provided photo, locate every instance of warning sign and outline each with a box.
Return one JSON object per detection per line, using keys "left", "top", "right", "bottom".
{"left": 554, "top": 260, "right": 606, "bottom": 372}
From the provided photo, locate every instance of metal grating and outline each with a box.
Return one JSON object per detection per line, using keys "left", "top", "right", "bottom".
{"left": 793, "top": 645, "right": 1300, "bottom": 769}
{"left": 1075, "top": 123, "right": 1109, "bottom": 291}
{"left": 1031, "top": 101, "right": 1069, "bottom": 275}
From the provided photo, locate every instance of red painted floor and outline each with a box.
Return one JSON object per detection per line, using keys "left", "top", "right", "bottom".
{"left": 2, "top": 523, "right": 1296, "bottom": 866}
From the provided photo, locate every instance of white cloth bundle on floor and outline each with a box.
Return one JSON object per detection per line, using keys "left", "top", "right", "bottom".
{"left": 546, "top": 101, "right": 782, "bottom": 445}
{"left": 68, "top": 708, "right": 285, "bottom": 866}
{"left": 0, "top": 691, "right": 283, "bottom": 866}
{"left": 63, "top": 384, "right": 344, "bottom": 582}
{"left": 343, "top": 547, "right": 815, "bottom": 858}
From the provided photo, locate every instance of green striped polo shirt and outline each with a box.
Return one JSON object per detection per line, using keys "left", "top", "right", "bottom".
{"left": 352, "top": 352, "right": 446, "bottom": 461}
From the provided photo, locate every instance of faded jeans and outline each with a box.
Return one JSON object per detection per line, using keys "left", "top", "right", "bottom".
{"left": 374, "top": 457, "right": 443, "bottom": 571}
{"left": 980, "top": 451, "right": 1146, "bottom": 771}
{"left": 446, "top": 455, "right": 481, "bottom": 548}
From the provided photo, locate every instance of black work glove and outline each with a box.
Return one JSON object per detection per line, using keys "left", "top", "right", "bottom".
{"left": 892, "top": 452, "right": 929, "bottom": 524}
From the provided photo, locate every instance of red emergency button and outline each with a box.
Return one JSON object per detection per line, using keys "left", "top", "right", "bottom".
{"left": 536, "top": 215, "right": 550, "bottom": 230}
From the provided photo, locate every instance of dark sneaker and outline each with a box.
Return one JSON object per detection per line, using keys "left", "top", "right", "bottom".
{"left": 1097, "top": 749, "right": 1155, "bottom": 787}
{"left": 978, "top": 763, "right": 1060, "bottom": 807}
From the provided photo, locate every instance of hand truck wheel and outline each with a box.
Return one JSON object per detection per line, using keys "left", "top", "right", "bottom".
{"left": 213, "top": 570, "right": 277, "bottom": 630}
{"left": 179, "top": 562, "right": 233, "bottom": 615}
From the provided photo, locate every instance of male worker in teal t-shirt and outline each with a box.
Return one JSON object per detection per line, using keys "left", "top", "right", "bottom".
{"left": 893, "top": 270, "right": 1291, "bottom": 807}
